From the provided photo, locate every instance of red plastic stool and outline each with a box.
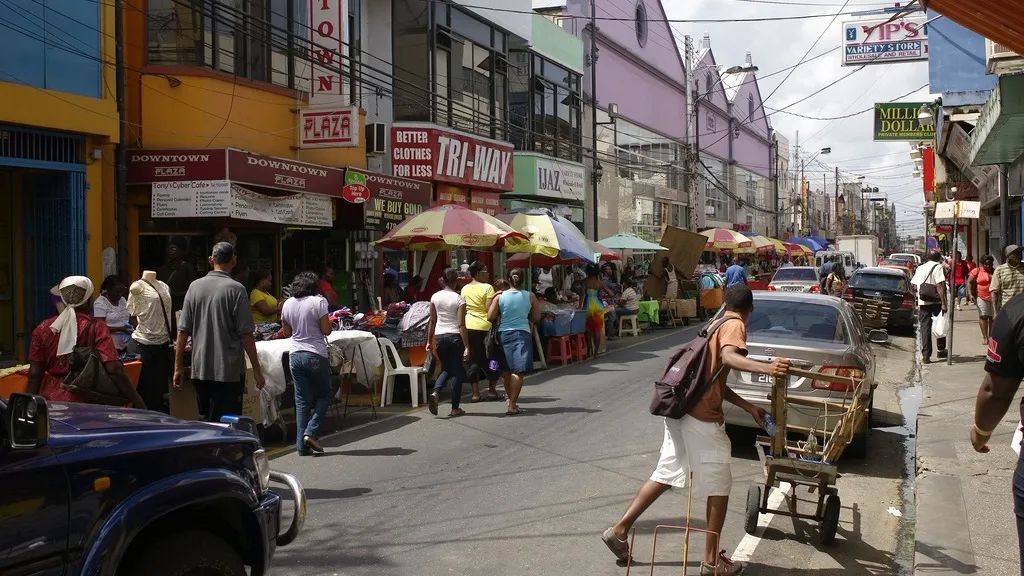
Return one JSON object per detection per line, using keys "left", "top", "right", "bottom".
{"left": 571, "top": 333, "right": 588, "bottom": 361}
{"left": 547, "top": 335, "right": 573, "bottom": 365}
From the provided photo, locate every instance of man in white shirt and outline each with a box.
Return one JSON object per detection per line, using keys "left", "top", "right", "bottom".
{"left": 911, "top": 250, "right": 948, "bottom": 363}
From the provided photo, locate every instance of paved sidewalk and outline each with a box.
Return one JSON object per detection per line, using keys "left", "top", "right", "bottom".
{"left": 915, "top": 306, "right": 1021, "bottom": 575}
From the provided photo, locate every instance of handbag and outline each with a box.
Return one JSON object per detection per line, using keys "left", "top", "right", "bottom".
{"left": 484, "top": 300, "right": 502, "bottom": 361}
{"left": 918, "top": 263, "right": 941, "bottom": 302}
{"left": 62, "top": 320, "right": 128, "bottom": 405}
{"left": 144, "top": 279, "right": 175, "bottom": 347}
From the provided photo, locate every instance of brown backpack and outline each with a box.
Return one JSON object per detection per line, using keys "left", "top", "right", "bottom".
{"left": 649, "top": 317, "right": 738, "bottom": 419}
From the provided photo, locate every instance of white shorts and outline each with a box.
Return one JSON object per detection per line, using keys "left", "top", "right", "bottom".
{"left": 649, "top": 415, "right": 732, "bottom": 497}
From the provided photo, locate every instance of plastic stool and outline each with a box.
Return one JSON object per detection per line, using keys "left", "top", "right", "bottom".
{"left": 547, "top": 335, "right": 573, "bottom": 366}
{"left": 618, "top": 314, "right": 641, "bottom": 337}
{"left": 571, "top": 333, "right": 588, "bottom": 361}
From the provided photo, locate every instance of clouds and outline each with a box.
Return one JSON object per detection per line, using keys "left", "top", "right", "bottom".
{"left": 662, "top": 0, "right": 931, "bottom": 233}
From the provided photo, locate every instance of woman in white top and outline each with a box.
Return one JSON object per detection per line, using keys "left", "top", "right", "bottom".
{"left": 93, "top": 275, "right": 133, "bottom": 354}
{"left": 426, "top": 268, "right": 470, "bottom": 418}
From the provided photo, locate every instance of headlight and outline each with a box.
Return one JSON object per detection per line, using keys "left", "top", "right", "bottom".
{"left": 252, "top": 449, "right": 270, "bottom": 494}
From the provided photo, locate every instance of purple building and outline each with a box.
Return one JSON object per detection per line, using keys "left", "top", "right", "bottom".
{"left": 538, "top": 0, "right": 690, "bottom": 241}
{"left": 691, "top": 35, "right": 774, "bottom": 235}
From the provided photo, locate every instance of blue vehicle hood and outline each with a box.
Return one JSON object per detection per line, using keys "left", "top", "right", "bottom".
{"left": 47, "top": 402, "right": 254, "bottom": 442}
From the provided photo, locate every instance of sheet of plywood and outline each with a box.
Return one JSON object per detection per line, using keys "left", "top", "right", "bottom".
{"left": 644, "top": 226, "right": 707, "bottom": 299}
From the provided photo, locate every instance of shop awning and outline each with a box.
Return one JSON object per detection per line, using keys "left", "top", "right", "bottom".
{"left": 923, "top": 0, "right": 1024, "bottom": 57}
{"left": 150, "top": 181, "right": 333, "bottom": 227}
{"left": 969, "top": 74, "right": 1024, "bottom": 165}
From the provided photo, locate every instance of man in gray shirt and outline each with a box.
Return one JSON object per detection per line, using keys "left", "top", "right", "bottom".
{"left": 173, "top": 242, "right": 265, "bottom": 422}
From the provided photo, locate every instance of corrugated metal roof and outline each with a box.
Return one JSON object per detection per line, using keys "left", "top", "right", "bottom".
{"left": 925, "top": 0, "right": 1024, "bottom": 56}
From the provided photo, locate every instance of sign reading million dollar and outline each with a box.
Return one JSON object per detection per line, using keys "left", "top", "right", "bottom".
{"left": 873, "top": 102, "right": 935, "bottom": 141}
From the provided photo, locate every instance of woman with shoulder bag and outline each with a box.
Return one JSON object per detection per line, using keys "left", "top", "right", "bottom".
{"left": 27, "top": 276, "right": 146, "bottom": 409}
{"left": 489, "top": 270, "right": 540, "bottom": 416}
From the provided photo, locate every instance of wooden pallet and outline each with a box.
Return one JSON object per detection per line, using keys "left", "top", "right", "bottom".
{"left": 850, "top": 296, "right": 891, "bottom": 330}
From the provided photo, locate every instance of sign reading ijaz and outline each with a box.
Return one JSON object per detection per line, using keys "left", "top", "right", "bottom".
{"left": 873, "top": 102, "right": 935, "bottom": 141}
{"left": 390, "top": 123, "right": 514, "bottom": 191}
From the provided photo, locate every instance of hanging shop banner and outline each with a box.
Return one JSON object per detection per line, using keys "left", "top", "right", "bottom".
{"left": 150, "top": 181, "right": 332, "bottom": 227}
{"left": 350, "top": 168, "right": 432, "bottom": 231}
{"left": 391, "top": 123, "right": 514, "bottom": 191}
{"left": 309, "top": 0, "right": 347, "bottom": 104}
{"left": 873, "top": 102, "right": 935, "bottom": 141}
{"left": 512, "top": 153, "right": 586, "bottom": 202}
{"left": 227, "top": 149, "right": 344, "bottom": 195}
{"left": 342, "top": 170, "right": 370, "bottom": 203}
{"left": 151, "top": 180, "right": 232, "bottom": 218}
{"left": 469, "top": 191, "right": 501, "bottom": 216}
{"left": 298, "top": 106, "right": 360, "bottom": 148}
{"left": 842, "top": 15, "right": 928, "bottom": 66}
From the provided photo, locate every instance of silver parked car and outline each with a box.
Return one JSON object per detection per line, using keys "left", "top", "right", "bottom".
{"left": 718, "top": 292, "right": 875, "bottom": 455}
{"left": 768, "top": 266, "right": 821, "bottom": 293}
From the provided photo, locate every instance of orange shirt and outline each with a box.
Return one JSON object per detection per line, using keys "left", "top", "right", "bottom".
{"left": 689, "top": 312, "right": 747, "bottom": 423}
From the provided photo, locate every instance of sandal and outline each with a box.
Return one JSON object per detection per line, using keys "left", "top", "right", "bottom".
{"left": 449, "top": 408, "right": 465, "bottom": 418}
{"left": 470, "top": 396, "right": 482, "bottom": 403}
{"left": 505, "top": 407, "right": 524, "bottom": 416}
{"left": 486, "top": 391, "right": 506, "bottom": 402}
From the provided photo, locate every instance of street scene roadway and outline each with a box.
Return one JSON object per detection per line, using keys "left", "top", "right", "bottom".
{"left": 270, "top": 325, "right": 917, "bottom": 575}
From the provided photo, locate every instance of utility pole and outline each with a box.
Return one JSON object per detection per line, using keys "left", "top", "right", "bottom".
{"left": 588, "top": 0, "right": 600, "bottom": 241}
{"left": 773, "top": 136, "right": 779, "bottom": 236}
{"left": 115, "top": 0, "right": 127, "bottom": 273}
{"left": 834, "top": 167, "right": 839, "bottom": 238}
{"left": 1000, "top": 164, "right": 1010, "bottom": 255}
{"left": 686, "top": 35, "right": 699, "bottom": 232}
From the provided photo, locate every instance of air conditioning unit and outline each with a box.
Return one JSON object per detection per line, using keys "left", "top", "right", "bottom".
{"left": 706, "top": 205, "right": 716, "bottom": 216}
{"left": 986, "top": 39, "right": 1024, "bottom": 75}
{"left": 366, "top": 123, "right": 386, "bottom": 155}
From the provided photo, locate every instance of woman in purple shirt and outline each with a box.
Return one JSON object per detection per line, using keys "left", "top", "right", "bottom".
{"left": 281, "top": 271, "right": 333, "bottom": 456}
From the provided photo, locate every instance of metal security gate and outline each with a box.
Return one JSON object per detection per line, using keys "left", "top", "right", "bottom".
{"left": 24, "top": 172, "right": 87, "bottom": 328}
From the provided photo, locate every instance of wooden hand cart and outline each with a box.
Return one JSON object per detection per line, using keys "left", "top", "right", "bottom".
{"left": 744, "top": 368, "right": 870, "bottom": 546}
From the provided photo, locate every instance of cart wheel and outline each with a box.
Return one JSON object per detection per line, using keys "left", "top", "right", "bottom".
{"left": 744, "top": 484, "right": 762, "bottom": 535}
{"left": 819, "top": 493, "right": 841, "bottom": 546}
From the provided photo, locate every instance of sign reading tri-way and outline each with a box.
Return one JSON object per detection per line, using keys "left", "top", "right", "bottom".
{"left": 842, "top": 14, "right": 928, "bottom": 66}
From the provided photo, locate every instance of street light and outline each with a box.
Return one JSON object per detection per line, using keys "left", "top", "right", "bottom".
{"left": 591, "top": 101, "right": 618, "bottom": 238}
{"left": 918, "top": 104, "right": 935, "bottom": 128}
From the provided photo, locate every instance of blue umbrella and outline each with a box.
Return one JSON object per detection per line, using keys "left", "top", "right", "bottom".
{"left": 808, "top": 235, "right": 828, "bottom": 249}
{"left": 497, "top": 208, "right": 595, "bottom": 262}
{"left": 790, "top": 236, "right": 824, "bottom": 252}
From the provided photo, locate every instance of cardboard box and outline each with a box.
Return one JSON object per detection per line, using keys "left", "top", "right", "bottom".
{"left": 678, "top": 299, "right": 697, "bottom": 318}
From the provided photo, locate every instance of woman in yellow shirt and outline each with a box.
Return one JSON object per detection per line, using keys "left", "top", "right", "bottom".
{"left": 250, "top": 270, "right": 282, "bottom": 323}
{"left": 461, "top": 261, "right": 502, "bottom": 402}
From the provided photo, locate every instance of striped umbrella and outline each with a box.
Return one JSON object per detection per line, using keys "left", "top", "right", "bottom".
{"left": 783, "top": 241, "right": 813, "bottom": 256}
{"left": 497, "top": 209, "right": 594, "bottom": 261}
{"left": 738, "top": 234, "right": 787, "bottom": 256}
{"left": 376, "top": 204, "right": 531, "bottom": 251}
{"left": 507, "top": 238, "right": 620, "bottom": 266}
{"left": 702, "top": 228, "right": 753, "bottom": 251}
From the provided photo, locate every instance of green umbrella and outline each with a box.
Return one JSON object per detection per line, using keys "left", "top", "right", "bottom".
{"left": 597, "top": 233, "right": 668, "bottom": 252}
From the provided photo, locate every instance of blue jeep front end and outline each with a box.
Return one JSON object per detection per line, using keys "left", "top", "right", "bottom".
{"left": 0, "top": 393, "right": 305, "bottom": 576}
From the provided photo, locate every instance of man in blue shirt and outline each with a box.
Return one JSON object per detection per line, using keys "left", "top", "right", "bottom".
{"left": 820, "top": 255, "right": 833, "bottom": 279}
{"left": 725, "top": 258, "right": 747, "bottom": 287}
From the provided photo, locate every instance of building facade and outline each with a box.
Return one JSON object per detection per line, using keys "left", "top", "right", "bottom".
{"left": 0, "top": 0, "right": 121, "bottom": 364}
{"left": 544, "top": 0, "right": 690, "bottom": 241}
{"left": 691, "top": 35, "right": 773, "bottom": 236}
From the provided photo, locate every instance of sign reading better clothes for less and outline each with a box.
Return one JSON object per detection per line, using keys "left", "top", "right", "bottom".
{"left": 390, "top": 123, "right": 514, "bottom": 191}
{"left": 873, "top": 102, "right": 935, "bottom": 141}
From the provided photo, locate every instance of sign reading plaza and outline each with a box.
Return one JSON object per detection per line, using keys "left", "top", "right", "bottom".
{"left": 873, "top": 102, "right": 936, "bottom": 141}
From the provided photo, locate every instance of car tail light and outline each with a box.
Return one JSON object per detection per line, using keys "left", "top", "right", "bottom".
{"left": 808, "top": 284, "right": 819, "bottom": 293}
{"left": 767, "top": 285, "right": 776, "bottom": 291}
{"left": 811, "top": 366, "right": 864, "bottom": 392}
{"left": 901, "top": 293, "right": 915, "bottom": 308}
{"left": 842, "top": 287, "right": 854, "bottom": 301}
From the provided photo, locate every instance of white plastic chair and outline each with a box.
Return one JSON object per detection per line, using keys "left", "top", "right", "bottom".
{"left": 377, "top": 337, "right": 427, "bottom": 408}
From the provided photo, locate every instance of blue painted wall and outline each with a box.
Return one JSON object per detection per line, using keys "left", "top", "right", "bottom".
{"left": 927, "top": 10, "right": 997, "bottom": 97}
{"left": 0, "top": 0, "right": 101, "bottom": 97}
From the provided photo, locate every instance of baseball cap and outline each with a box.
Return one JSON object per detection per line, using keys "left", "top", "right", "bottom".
{"left": 1005, "top": 244, "right": 1021, "bottom": 259}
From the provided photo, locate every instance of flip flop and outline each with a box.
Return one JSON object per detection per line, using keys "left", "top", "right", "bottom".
{"left": 505, "top": 407, "right": 524, "bottom": 416}
{"left": 470, "top": 396, "right": 482, "bottom": 403}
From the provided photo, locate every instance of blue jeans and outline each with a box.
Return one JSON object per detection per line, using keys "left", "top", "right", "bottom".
{"left": 290, "top": 351, "right": 332, "bottom": 454}
{"left": 1014, "top": 454, "right": 1024, "bottom": 574}
{"left": 432, "top": 334, "right": 467, "bottom": 409}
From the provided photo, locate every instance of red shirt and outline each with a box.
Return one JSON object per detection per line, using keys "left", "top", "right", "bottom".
{"left": 953, "top": 260, "right": 970, "bottom": 285}
{"left": 318, "top": 279, "right": 338, "bottom": 306}
{"left": 29, "top": 313, "right": 119, "bottom": 403}
{"left": 970, "top": 266, "right": 993, "bottom": 300}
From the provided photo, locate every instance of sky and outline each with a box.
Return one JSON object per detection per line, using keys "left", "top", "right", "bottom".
{"left": 660, "top": 0, "right": 932, "bottom": 237}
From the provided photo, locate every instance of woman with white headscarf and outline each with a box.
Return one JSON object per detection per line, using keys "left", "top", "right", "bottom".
{"left": 26, "top": 276, "right": 145, "bottom": 408}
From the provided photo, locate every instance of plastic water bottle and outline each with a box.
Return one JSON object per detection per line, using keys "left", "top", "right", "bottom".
{"left": 488, "top": 359, "right": 499, "bottom": 372}
{"left": 763, "top": 414, "right": 779, "bottom": 437}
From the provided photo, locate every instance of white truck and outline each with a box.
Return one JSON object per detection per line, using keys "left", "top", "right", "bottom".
{"left": 836, "top": 235, "right": 879, "bottom": 269}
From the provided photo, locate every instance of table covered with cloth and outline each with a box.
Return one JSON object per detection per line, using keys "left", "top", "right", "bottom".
{"left": 252, "top": 330, "right": 381, "bottom": 426}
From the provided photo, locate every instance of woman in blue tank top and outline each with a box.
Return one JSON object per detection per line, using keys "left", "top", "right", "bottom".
{"left": 488, "top": 269, "right": 539, "bottom": 415}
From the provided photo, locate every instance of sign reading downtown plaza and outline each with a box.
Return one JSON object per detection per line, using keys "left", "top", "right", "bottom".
{"left": 873, "top": 102, "right": 935, "bottom": 141}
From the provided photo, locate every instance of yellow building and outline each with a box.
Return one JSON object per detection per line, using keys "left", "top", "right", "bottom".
{"left": 125, "top": 0, "right": 367, "bottom": 307}
{"left": 0, "top": 1, "right": 120, "bottom": 363}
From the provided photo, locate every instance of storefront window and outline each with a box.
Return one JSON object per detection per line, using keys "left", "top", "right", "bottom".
{"left": 704, "top": 157, "right": 730, "bottom": 222}
{"left": 508, "top": 51, "right": 581, "bottom": 161}
{"left": 149, "top": 0, "right": 362, "bottom": 96}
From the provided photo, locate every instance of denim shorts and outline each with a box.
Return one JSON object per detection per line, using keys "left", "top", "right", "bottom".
{"left": 499, "top": 330, "right": 533, "bottom": 373}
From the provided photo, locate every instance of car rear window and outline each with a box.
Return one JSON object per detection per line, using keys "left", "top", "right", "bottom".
{"left": 850, "top": 273, "right": 908, "bottom": 292}
{"left": 772, "top": 268, "right": 817, "bottom": 282}
{"left": 745, "top": 299, "right": 848, "bottom": 343}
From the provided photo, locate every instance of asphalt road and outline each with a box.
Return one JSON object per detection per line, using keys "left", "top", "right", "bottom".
{"left": 269, "top": 325, "right": 916, "bottom": 576}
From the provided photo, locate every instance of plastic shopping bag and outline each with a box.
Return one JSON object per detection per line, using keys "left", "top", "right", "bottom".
{"left": 931, "top": 311, "right": 948, "bottom": 338}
